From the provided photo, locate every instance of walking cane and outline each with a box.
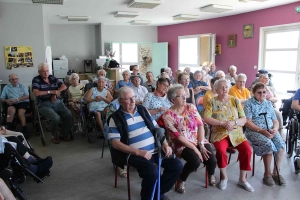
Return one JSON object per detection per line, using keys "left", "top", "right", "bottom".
{"left": 259, "top": 112, "right": 282, "bottom": 185}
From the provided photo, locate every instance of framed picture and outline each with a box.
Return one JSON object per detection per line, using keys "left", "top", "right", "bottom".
{"left": 244, "top": 24, "right": 254, "bottom": 38}
{"left": 228, "top": 34, "right": 237, "bottom": 48}
{"left": 215, "top": 44, "right": 221, "bottom": 54}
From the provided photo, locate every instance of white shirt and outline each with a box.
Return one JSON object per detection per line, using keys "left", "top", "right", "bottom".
{"left": 132, "top": 85, "right": 149, "bottom": 102}
{"left": 225, "top": 73, "right": 236, "bottom": 84}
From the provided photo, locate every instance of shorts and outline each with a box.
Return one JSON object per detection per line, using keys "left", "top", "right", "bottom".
{"left": 8, "top": 102, "right": 29, "bottom": 111}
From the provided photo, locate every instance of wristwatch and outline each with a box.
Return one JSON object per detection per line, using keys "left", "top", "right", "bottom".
{"left": 235, "top": 120, "right": 238, "bottom": 126}
{"left": 199, "top": 141, "right": 204, "bottom": 146}
{"left": 47, "top": 91, "right": 50, "bottom": 94}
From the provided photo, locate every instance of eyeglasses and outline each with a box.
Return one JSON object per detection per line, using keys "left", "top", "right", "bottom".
{"left": 175, "top": 95, "right": 186, "bottom": 99}
{"left": 121, "top": 95, "right": 137, "bottom": 102}
{"left": 257, "top": 91, "right": 266, "bottom": 94}
{"left": 160, "top": 83, "right": 169, "bottom": 88}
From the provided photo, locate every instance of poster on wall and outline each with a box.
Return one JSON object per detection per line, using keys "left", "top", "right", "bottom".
{"left": 4, "top": 46, "right": 34, "bottom": 69}
{"left": 138, "top": 44, "right": 152, "bottom": 77}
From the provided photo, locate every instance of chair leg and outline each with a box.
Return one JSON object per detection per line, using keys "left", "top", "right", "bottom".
{"left": 101, "top": 139, "right": 106, "bottom": 158}
{"left": 205, "top": 167, "right": 208, "bottom": 188}
{"left": 114, "top": 166, "right": 118, "bottom": 188}
{"left": 228, "top": 152, "right": 232, "bottom": 164}
{"left": 127, "top": 166, "right": 131, "bottom": 200}
{"left": 252, "top": 153, "right": 255, "bottom": 176}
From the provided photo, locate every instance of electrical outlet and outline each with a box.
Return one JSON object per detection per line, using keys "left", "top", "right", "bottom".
{"left": 254, "top": 65, "right": 257, "bottom": 69}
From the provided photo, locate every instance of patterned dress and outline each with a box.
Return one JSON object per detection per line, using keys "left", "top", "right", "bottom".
{"left": 88, "top": 88, "right": 109, "bottom": 112}
{"left": 203, "top": 96, "right": 247, "bottom": 147}
{"left": 162, "top": 104, "right": 206, "bottom": 157}
{"left": 244, "top": 97, "right": 285, "bottom": 156}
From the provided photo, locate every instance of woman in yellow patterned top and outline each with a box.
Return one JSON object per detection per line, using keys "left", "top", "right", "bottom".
{"left": 203, "top": 79, "right": 253, "bottom": 192}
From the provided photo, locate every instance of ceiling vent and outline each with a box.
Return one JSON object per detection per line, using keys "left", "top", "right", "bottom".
{"left": 128, "top": 0, "right": 162, "bottom": 9}
{"left": 114, "top": 11, "right": 139, "bottom": 18}
{"left": 239, "top": 0, "right": 268, "bottom": 2}
{"left": 32, "top": 0, "right": 63, "bottom": 4}
{"left": 173, "top": 14, "right": 199, "bottom": 21}
{"left": 67, "top": 16, "right": 89, "bottom": 21}
{"left": 200, "top": 4, "right": 234, "bottom": 13}
{"left": 131, "top": 20, "right": 151, "bottom": 25}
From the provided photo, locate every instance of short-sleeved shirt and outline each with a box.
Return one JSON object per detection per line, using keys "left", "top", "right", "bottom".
{"left": 132, "top": 85, "right": 148, "bottom": 102}
{"left": 68, "top": 84, "right": 84, "bottom": 100}
{"left": 88, "top": 88, "right": 109, "bottom": 112}
{"left": 142, "top": 81, "right": 157, "bottom": 92}
{"left": 244, "top": 96, "right": 277, "bottom": 131}
{"left": 32, "top": 75, "right": 63, "bottom": 102}
{"left": 142, "top": 92, "right": 172, "bottom": 121}
{"left": 130, "top": 73, "right": 144, "bottom": 85}
{"left": 116, "top": 80, "right": 133, "bottom": 90}
{"left": 228, "top": 85, "right": 251, "bottom": 102}
{"left": 162, "top": 104, "right": 204, "bottom": 157}
{"left": 0, "top": 83, "right": 29, "bottom": 103}
{"left": 225, "top": 73, "right": 236, "bottom": 84}
{"left": 293, "top": 88, "right": 300, "bottom": 101}
{"left": 203, "top": 96, "right": 247, "bottom": 146}
{"left": 203, "top": 90, "right": 214, "bottom": 109}
{"left": 208, "top": 71, "right": 216, "bottom": 78}
{"left": 108, "top": 107, "right": 158, "bottom": 153}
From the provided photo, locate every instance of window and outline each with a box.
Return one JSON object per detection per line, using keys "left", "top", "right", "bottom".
{"left": 112, "top": 43, "right": 139, "bottom": 71}
{"left": 260, "top": 24, "right": 300, "bottom": 96}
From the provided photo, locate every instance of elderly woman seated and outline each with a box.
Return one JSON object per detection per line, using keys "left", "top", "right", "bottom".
{"left": 131, "top": 75, "right": 148, "bottom": 105}
{"left": 225, "top": 65, "right": 238, "bottom": 86}
{"left": 143, "top": 77, "right": 172, "bottom": 121}
{"left": 85, "top": 77, "right": 113, "bottom": 137}
{"left": 228, "top": 73, "right": 251, "bottom": 107}
{"left": 244, "top": 83, "right": 286, "bottom": 187}
{"left": 162, "top": 84, "right": 217, "bottom": 194}
{"left": 215, "top": 70, "right": 231, "bottom": 88}
{"left": 256, "top": 74, "right": 284, "bottom": 138}
{"left": 115, "top": 70, "right": 133, "bottom": 92}
{"left": 178, "top": 72, "right": 195, "bottom": 105}
{"left": 203, "top": 79, "right": 253, "bottom": 192}
{"left": 68, "top": 73, "right": 85, "bottom": 125}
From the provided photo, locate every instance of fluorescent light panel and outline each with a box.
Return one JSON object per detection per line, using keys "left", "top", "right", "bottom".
{"left": 114, "top": 11, "right": 139, "bottom": 18}
{"left": 200, "top": 4, "right": 234, "bottom": 13}
{"left": 32, "top": 0, "right": 63, "bottom": 4}
{"left": 68, "top": 16, "right": 89, "bottom": 21}
{"left": 131, "top": 20, "right": 151, "bottom": 25}
{"left": 128, "top": 0, "right": 162, "bottom": 9}
{"left": 173, "top": 14, "right": 199, "bottom": 21}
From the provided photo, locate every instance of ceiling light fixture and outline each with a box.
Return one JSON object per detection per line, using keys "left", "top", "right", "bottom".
{"left": 200, "top": 4, "right": 234, "bottom": 13}
{"left": 67, "top": 16, "right": 89, "bottom": 21}
{"left": 32, "top": 0, "right": 63, "bottom": 4}
{"left": 130, "top": 20, "right": 151, "bottom": 25}
{"left": 114, "top": 11, "right": 139, "bottom": 18}
{"left": 173, "top": 14, "right": 199, "bottom": 21}
{"left": 128, "top": 0, "right": 162, "bottom": 9}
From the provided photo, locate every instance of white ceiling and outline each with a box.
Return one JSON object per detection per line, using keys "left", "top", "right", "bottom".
{"left": 0, "top": 0, "right": 298, "bottom": 26}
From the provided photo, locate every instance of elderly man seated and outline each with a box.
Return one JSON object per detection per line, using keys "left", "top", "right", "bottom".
{"left": 142, "top": 71, "right": 157, "bottom": 92}
{"left": 225, "top": 65, "right": 237, "bottom": 86}
{"left": 32, "top": 63, "right": 72, "bottom": 144}
{"left": 131, "top": 75, "right": 148, "bottom": 105}
{"left": 108, "top": 87, "right": 183, "bottom": 200}
{"left": 130, "top": 65, "right": 144, "bottom": 84}
{"left": 0, "top": 74, "right": 29, "bottom": 137}
{"left": 208, "top": 64, "right": 217, "bottom": 78}
{"left": 93, "top": 69, "right": 114, "bottom": 95}
{"left": 229, "top": 73, "right": 251, "bottom": 107}
{"left": 184, "top": 67, "right": 194, "bottom": 81}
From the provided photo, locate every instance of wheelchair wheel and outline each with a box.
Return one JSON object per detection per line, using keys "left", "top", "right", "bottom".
{"left": 287, "top": 119, "right": 295, "bottom": 158}
{"left": 78, "top": 113, "right": 86, "bottom": 135}
{"left": 293, "top": 121, "right": 299, "bottom": 154}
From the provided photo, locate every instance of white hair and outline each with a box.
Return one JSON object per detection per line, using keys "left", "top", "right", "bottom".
{"left": 214, "top": 79, "right": 228, "bottom": 91}
{"left": 8, "top": 74, "right": 17, "bottom": 79}
{"left": 38, "top": 63, "right": 49, "bottom": 71}
{"left": 236, "top": 73, "right": 247, "bottom": 80}
{"left": 97, "top": 69, "right": 106, "bottom": 76}
{"left": 164, "top": 67, "right": 172, "bottom": 72}
{"left": 229, "top": 65, "right": 237, "bottom": 71}
{"left": 167, "top": 84, "right": 184, "bottom": 101}
{"left": 69, "top": 73, "right": 79, "bottom": 81}
{"left": 215, "top": 70, "right": 225, "bottom": 77}
{"left": 97, "top": 76, "right": 106, "bottom": 82}
{"left": 118, "top": 86, "right": 133, "bottom": 99}
{"left": 122, "top": 69, "right": 130, "bottom": 76}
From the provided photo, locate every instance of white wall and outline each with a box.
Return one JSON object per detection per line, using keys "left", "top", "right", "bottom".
{"left": 101, "top": 25, "right": 158, "bottom": 53}
{"left": 0, "top": 3, "right": 46, "bottom": 84}
{"left": 50, "top": 25, "right": 97, "bottom": 73}
{"left": 43, "top": 5, "right": 51, "bottom": 47}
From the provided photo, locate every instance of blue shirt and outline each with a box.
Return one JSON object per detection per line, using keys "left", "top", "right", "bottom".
{"left": 108, "top": 107, "right": 158, "bottom": 153}
{"left": 0, "top": 83, "right": 29, "bottom": 103}
{"left": 293, "top": 88, "right": 300, "bottom": 101}
{"left": 116, "top": 80, "right": 133, "bottom": 90}
{"left": 32, "top": 75, "right": 63, "bottom": 102}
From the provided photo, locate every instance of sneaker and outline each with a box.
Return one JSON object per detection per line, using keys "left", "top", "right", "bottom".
{"left": 272, "top": 174, "right": 286, "bottom": 186}
{"left": 238, "top": 181, "right": 254, "bottom": 192}
{"left": 218, "top": 179, "right": 228, "bottom": 190}
{"left": 263, "top": 177, "right": 275, "bottom": 187}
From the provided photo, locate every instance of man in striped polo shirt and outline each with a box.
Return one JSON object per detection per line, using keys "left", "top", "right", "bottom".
{"left": 108, "top": 87, "right": 182, "bottom": 200}
{"left": 32, "top": 63, "right": 72, "bottom": 144}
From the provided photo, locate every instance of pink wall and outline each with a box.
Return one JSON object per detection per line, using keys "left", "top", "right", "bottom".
{"left": 158, "top": 2, "right": 300, "bottom": 83}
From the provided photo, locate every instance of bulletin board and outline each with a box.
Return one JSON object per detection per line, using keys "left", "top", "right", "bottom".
{"left": 4, "top": 46, "right": 34, "bottom": 69}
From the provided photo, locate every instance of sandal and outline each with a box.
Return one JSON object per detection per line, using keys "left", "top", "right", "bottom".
{"left": 175, "top": 178, "right": 185, "bottom": 194}
{"left": 272, "top": 174, "right": 286, "bottom": 186}
{"left": 118, "top": 167, "right": 127, "bottom": 178}
{"left": 209, "top": 175, "right": 216, "bottom": 186}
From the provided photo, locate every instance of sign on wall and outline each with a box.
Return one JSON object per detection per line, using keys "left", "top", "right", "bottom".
{"left": 4, "top": 46, "right": 34, "bottom": 69}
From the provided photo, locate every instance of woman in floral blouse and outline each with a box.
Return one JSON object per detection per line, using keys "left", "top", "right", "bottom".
{"left": 203, "top": 79, "right": 253, "bottom": 192}
{"left": 162, "top": 84, "right": 216, "bottom": 194}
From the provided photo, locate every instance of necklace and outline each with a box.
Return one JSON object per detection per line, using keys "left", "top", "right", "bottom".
{"left": 217, "top": 97, "right": 229, "bottom": 111}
